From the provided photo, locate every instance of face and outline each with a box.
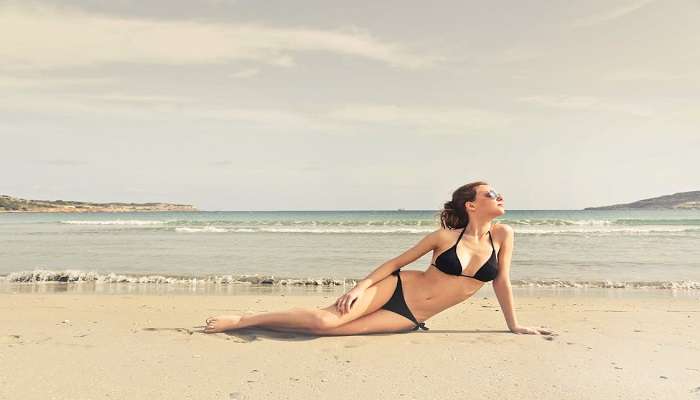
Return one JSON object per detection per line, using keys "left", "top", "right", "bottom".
{"left": 466, "top": 185, "right": 505, "bottom": 217}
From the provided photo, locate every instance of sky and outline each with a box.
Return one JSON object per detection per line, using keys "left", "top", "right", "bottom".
{"left": 1, "top": 0, "right": 698, "bottom": 210}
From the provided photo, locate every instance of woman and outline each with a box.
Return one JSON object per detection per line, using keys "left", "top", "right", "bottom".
{"left": 204, "top": 181, "right": 553, "bottom": 336}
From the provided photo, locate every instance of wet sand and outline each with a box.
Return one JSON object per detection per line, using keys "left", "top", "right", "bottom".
{"left": 1, "top": 291, "right": 699, "bottom": 400}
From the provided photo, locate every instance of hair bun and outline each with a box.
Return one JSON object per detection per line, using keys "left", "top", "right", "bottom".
{"left": 444, "top": 200, "right": 455, "bottom": 210}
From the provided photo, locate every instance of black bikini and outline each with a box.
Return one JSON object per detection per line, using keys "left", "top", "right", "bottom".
{"left": 379, "top": 269, "right": 429, "bottom": 331}
{"left": 431, "top": 226, "right": 499, "bottom": 282}
{"left": 380, "top": 225, "right": 499, "bottom": 331}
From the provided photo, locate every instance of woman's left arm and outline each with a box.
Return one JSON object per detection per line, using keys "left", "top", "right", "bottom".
{"left": 492, "top": 224, "right": 553, "bottom": 335}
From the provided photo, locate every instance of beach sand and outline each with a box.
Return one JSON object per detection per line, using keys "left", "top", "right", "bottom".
{"left": 1, "top": 291, "right": 699, "bottom": 400}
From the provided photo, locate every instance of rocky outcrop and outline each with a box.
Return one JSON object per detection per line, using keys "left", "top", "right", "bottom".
{"left": 0, "top": 195, "right": 197, "bottom": 212}
{"left": 584, "top": 190, "right": 700, "bottom": 210}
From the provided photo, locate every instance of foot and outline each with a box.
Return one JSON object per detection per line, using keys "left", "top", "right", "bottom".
{"left": 204, "top": 315, "right": 243, "bottom": 333}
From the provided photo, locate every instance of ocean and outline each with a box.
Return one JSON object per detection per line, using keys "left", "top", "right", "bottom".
{"left": 1, "top": 209, "right": 699, "bottom": 294}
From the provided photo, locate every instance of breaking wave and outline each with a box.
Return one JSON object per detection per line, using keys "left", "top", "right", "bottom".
{"left": 2, "top": 269, "right": 699, "bottom": 290}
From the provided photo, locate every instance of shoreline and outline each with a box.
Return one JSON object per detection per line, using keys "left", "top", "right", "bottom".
{"left": 3, "top": 269, "right": 700, "bottom": 293}
{"left": 2, "top": 281, "right": 699, "bottom": 299}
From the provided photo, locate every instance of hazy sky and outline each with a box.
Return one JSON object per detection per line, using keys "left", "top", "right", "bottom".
{"left": 1, "top": 0, "right": 698, "bottom": 210}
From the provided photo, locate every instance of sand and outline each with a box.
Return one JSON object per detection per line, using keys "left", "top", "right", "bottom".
{"left": 1, "top": 290, "right": 699, "bottom": 400}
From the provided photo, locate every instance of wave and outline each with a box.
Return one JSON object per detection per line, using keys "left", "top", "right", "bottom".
{"left": 510, "top": 279, "right": 700, "bottom": 290}
{"left": 173, "top": 227, "right": 431, "bottom": 234}
{"left": 514, "top": 227, "right": 700, "bottom": 235}
{"left": 1, "top": 269, "right": 349, "bottom": 286}
{"left": 175, "top": 226, "right": 229, "bottom": 233}
{"left": 613, "top": 218, "right": 700, "bottom": 226}
{"left": 60, "top": 220, "right": 168, "bottom": 226}
{"left": 2, "top": 269, "right": 699, "bottom": 290}
{"left": 54, "top": 220, "right": 700, "bottom": 235}
{"left": 503, "top": 219, "right": 612, "bottom": 226}
{"left": 170, "top": 226, "right": 700, "bottom": 235}
{"left": 57, "top": 217, "right": 700, "bottom": 228}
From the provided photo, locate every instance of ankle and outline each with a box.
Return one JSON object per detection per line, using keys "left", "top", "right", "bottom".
{"left": 238, "top": 314, "right": 253, "bottom": 328}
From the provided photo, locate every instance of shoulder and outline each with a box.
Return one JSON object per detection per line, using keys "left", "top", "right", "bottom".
{"left": 433, "top": 227, "right": 459, "bottom": 239}
{"left": 426, "top": 227, "right": 458, "bottom": 245}
{"left": 492, "top": 223, "right": 514, "bottom": 242}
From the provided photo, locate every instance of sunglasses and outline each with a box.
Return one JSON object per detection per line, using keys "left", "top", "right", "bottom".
{"left": 484, "top": 189, "right": 502, "bottom": 200}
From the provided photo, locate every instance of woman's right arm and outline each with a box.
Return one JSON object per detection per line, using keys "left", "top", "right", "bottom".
{"left": 355, "top": 229, "right": 441, "bottom": 291}
{"left": 335, "top": 230, "right": 442, "bottom": 313}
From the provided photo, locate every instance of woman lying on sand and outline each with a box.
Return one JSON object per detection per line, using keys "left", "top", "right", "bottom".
{"left": 205, "top": 181, "right": 553, "bottom": 336}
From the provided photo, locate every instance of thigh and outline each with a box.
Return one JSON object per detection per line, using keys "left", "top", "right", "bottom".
{"left": 312, "top": 309, "right": 417, "bottom": 336}
{"left": 317, "top": 273, "right": 400, "bottom": 327}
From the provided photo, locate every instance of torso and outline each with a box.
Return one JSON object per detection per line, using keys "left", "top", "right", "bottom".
{"left": 396, "top": 225, "right": 502, "bottom": 322}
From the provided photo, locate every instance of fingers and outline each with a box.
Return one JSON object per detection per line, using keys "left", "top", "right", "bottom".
{"left": 334, "top": 298, "right": 342, "bottom": 313}
{"left": 339, "top": 297, "right": 350, "bottom": 314}
{"left": 345, "top": 297, "right": 357, "bottom": 314}
{"left": 334, "top": 294, "right": 358, "bottom": 314}
{"left": 521, "top": 327, "right": 537, "bottom": 335}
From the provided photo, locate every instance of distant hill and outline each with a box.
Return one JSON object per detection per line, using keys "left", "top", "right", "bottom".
{"left": 0, "top": 195, "right": 197, "bottom": 213}
{"left": 584, "top": 191, "right": 700, "bottom": 210}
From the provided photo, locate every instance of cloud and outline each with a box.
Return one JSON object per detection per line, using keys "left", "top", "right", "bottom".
{"left": 518, "top": 95, "right": 653, "bottom": 117}
{"left": 1, "top": 87, "right": 510, "bottom": 134}
{"left": 0, "top": 76, "right": 115, "bottom": 88}
{"left": 229, "top": 68, "right": 260, "bottom": 79}
{"left": 42, "top": 160, "right": 89, "bottom": 166}
{"left": 602, "top": 69, "right": 689, "bottom": 82}
{"left": 572, "top": 0, "right": 655, "bottom": 28}
{"left": 75, "top": 93, "right": 193, "bottom": 104}
{"left": 0, "top": 4, "right": 437, "bottom": 70}
{"left": 209, "top": 160, "right": 234, "bottom": 167}
{"left": 326, "top": 104, "right": 510, "bottom": 133}
{"left": 0, "top": 91, "right": 314, "bottom": 128}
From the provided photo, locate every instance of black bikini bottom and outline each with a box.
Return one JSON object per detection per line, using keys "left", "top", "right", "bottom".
{"left": 379, "top": 269, "right": 429, "bottom": 331}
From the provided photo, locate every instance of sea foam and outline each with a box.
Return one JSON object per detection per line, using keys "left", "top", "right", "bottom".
{"left": 3, "top": 269, "right": 699, "bottom": 290}
{"left": 60, "top": 220, "right": 167, "bottom": 225}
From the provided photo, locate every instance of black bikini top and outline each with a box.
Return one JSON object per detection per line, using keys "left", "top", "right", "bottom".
{"left": 430, "top": 225, "right": 499, "bottom": 282}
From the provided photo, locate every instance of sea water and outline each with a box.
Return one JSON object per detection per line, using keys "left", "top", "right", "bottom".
{"left": 1, "top": 209, "right": 699, "bottom": 294}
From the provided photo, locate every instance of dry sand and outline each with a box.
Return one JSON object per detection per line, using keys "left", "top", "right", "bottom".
{"left": 1, "top": 290, "right": 699, "bottom": 400}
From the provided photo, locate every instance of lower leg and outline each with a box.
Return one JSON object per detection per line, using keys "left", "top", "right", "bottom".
{"left": 205, "top": 307, "right": 324, "bottom": 333}
{"left": 239, "top": 307, "right": 321, "bottom": 330}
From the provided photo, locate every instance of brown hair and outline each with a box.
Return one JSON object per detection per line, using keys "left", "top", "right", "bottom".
{"left": 438, "top": 181, "right": 488, "bottom": 229}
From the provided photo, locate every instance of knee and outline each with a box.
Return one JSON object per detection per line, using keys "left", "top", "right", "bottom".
{"left": 308, "top": 312, "right": 340, "bottom": 331}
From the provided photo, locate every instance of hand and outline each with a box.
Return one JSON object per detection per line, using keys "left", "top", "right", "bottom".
{"left": 334, "top": 287, "right": 364, "bottom": 314}
{"left": 510, "top": 325, "right": 554, "bottom": 335}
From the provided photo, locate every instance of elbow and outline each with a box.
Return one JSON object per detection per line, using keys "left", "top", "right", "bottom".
{"left": 492, "top": 277, "right": 511, "bottom": 289}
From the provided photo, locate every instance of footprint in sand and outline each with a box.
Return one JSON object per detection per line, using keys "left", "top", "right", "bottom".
{"left": 226, "top": 335, "right": 258, "bottom": 343}
{"left": 1, "top": 335, "right": 22, "bottom": 345}
{"left": 142, "top": 326, "right": 257, "bottom": 342}
{"left": 142, "top": 327, "right": 195, "bottom": 336}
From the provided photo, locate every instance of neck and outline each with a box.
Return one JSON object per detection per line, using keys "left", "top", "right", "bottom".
{"left": 464, "top": 217, "right": 492, "bottom": 240}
